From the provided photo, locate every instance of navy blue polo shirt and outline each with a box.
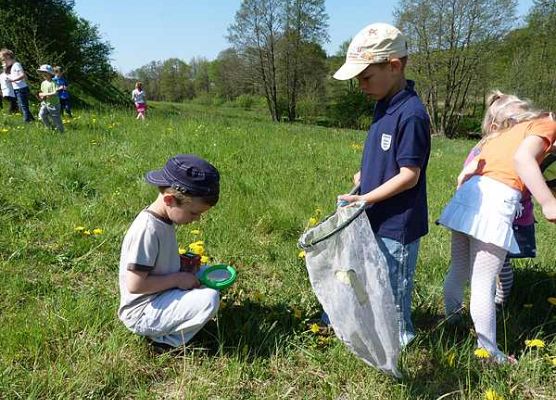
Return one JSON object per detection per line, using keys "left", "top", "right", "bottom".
{"left": 360, "top": 80, "right": 431, "bottom": 244}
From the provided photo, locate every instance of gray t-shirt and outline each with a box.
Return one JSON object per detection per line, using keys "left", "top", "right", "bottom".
{"left": 118, "top": 209, "right": 180, "bottom": 324}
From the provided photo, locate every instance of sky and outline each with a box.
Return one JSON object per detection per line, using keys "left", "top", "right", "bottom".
{"left": 74, "top": 0, "right": 535, "bottom": 75}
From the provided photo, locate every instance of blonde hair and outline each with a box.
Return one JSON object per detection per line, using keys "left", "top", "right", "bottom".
{"left": 0, "top": 48, "right": 14, "bottom": 60}
{"left": 478, "top": 90, "right": 551, "bottom": 147}
{"left": 135, "top": 81, "right": 143, "bottom": 90}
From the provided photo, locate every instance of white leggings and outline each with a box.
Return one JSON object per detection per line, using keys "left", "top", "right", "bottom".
{"left": 444, "top": 231, "right": 507, "bottom": 353}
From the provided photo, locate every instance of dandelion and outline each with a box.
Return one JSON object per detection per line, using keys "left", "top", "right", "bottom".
{"left": 298, "top": 250, "right": 306, "bottom": 259}
{"left": 74, "top": 226, "right": 86, "bottom": 232}
{"left": 523, "top": 303, "right": 533, "bottom": 308}
{"left": 484, "top": 388, "right": 504, "bottom": 400}
{"left": 190, "top": 229, "right": 201, "bottom": 235}
{"left": 188, "top": 240, "right": 205, "bottom": 255}
{"left": 550, "top": 357, "right": 556, "bottom": 367}
{"left": 83, "top": 230, "right": 91, "bottom": 236}
{"left": 525, "top": 339, "right": 545, "bottom": 349}
{"left": 92, "top": 228, "right": 103, "bottom": 235}
{"left": 178, "top": 246, "right": 187, "bottom": 255}
{"left": 474, "top": 348, "right": 490, "bottom": 359}
{"left": 310, "top": 323, "right": 320, "bottom": 334}
{"left": 308, "top": 217, "right": 318, "bottom": 226}
{"left": 547, "top": 297, "right": 556, "bottom": 306}
{"left": 351, "top": 143, "right": 363, "bottom": 151}
{"left": 200, "top": 255, "right": 209, "bottom": 264}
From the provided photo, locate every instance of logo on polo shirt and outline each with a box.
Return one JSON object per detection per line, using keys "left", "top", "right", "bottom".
{"left": 380, "top": 133, "right": 392, "bottom": 151}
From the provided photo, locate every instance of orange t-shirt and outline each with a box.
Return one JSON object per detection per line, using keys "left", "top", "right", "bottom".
{"left": 478, "top": 118, "right": 556, "bottom": 191}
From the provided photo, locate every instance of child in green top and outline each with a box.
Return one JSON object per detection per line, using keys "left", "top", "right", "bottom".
{"left": 37, "top": 64, "right": 64, "bottom": 132}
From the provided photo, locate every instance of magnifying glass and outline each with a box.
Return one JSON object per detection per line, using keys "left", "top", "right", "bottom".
{"left": 198, "top": 264, "right": 237, "bottom": 290}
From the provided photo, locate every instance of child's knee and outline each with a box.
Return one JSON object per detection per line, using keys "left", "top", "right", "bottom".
{"left": 198, "top": 288, "right": 220, "bottom": 316}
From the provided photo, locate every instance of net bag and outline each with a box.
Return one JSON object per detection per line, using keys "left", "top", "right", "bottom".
{"left": 299, "top": 204, "right": 401, "bottom": 377}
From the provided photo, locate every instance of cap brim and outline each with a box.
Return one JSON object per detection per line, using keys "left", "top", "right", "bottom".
{"left": 145, "top": 170, "right": 170, "bottom": 186}
{"left": 333, "top": 63, "right": 370, "bottom": 80}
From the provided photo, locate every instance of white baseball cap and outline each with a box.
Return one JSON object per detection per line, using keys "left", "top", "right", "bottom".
{"left": 333, "top": 23, "right": 408, "bottom": 81}
{"left": 37, "top": 64, "right": 54, "bottom": 75}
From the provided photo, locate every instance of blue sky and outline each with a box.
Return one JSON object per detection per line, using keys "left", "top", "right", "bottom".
{"left": 74, "top": 0, "right": 535, "bottom": 74}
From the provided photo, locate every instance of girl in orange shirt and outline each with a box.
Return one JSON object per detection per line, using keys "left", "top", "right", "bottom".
{"left": 438, "top": 91, "right": 556, "bottom": 363}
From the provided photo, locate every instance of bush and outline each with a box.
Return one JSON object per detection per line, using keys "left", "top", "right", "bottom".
{"left": 236, "top": 94, "right": 255, "bottom": 110}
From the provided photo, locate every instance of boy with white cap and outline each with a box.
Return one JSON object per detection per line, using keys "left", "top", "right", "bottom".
{"left": 37, "top": 64, "right": 64, "bottom": 132}
{"left": 335, "top": 23, "right": 431, "bottom": 347}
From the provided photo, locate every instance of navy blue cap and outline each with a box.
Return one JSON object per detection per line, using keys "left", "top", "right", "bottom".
{"left": 145, "top": 154, "right": 220, "bottom": 196}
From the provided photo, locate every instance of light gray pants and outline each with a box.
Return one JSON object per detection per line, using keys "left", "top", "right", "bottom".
{"left": 39, "top": 103, "right": 64, "bottom": 132}
{"left": 130, "top": 287, "right": 219, "bottom": 347}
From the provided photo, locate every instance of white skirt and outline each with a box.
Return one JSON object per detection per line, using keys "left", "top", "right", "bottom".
{"left": 438, "top": 176, "right": 522, "bottom": 253}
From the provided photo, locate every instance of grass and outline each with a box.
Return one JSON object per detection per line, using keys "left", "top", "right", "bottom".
{"left": 0, "top": 102, "right": 555, "bottom": 399}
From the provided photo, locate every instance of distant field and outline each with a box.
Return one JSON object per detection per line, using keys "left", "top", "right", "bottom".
{"left": 1, "top": 103, "right": 555, "bottom": 399}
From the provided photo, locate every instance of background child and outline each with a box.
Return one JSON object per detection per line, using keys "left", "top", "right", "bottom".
{"left": 0, "top": 62, "right": 18, "bottom": 114}
{"left": 439, "top": 91, "right": 556, "bottom": 363}
{"left": 52, "top": 66, "right": 73, "bottom": 117}
{"left": 0, "top": 49, "right": 34, "bottom": 122}
{"left": 131, "top": 81, "right": 147, "bottom": 120}
{"left": 118, "top": 154, "right": 220, "bottom": 349}
{"left": 37, "top": 64, "right": 64, "bottom": 132}
{"left": 334, "top": 23, "right": 431, "bottom": 347}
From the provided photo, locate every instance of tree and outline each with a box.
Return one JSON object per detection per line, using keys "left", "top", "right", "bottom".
{"left": 395, "top": 0, "right": 517, "bottom": 137}
{"left": 228, "top": 0, "right": 284, "bottom": 121}
{"left": 281, "top": 0, "right": 328, "bottom": 121}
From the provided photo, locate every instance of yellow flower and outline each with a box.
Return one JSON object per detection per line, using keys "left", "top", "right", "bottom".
{"left": 190, "top": 229, "right": 201, "bottom": 235}
{"left": 523, "top": 304, "right": 533, "bottom": 308}
{"left": 351, "top": 143, "right": 363, "bottom": 151}
{"left": 92, "top": 228, "right": 103, "bottom": 235}
{"left": 551, "top": 357, "right": 556, "bottom": 367}
{"left": 83, "top": 230, "right": 91, "bottom": 236}
{"left": 446, "top": 351, "right": 456, "bottom": 367}
{"left": 188, "top": 240, "right": 205, "bottom": 255}
{"left": 74, "top": 226, "right": 86, "bottom": 232}
{"left": 525, "top": 339, "right": 545, "bottom": 349}
{"left": 178, "top": 246, "right": 187, "bottom": 255}
{"left": 310, "top": 323, "right": 320, "bottom": 334}
{"left": 547, "top": 297, "right": 556, "bottom": 306}
{"left": 298, "top": 250, "right": 306, "bottom": 259}
{"left": 474, "top": 348, "right": 490, "bottom": 359}
{"left": 308, "top": 217, "right": 318, "bottom": 226}
{"left": 484, "top": 388, "right": 504, "bottom": 400}
{"left": 200, "top": 255, "right": 209, "bottom": 264}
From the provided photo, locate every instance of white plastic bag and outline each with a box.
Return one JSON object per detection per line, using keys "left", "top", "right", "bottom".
{"left": 299, "top": 205, "right": 401, "bottom": 377}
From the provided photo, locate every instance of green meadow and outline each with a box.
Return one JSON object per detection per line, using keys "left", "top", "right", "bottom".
{"left": 0, "top": 103, "right": 555, "bottom": 399}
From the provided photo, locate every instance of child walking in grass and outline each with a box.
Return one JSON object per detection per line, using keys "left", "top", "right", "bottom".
{"left": 37, "top": 64, "right": 64, "bottom": 132}
{"left": 439, "top": 91, "right": 556, "bottom": 364}
{"left": 131, "top": 81, "right": 147, "bottom": 120}
{"left": 0, "top": 49, "right": 34, "bottom": 122}
{"left": 0, "top": 62, "right": 18, "bottom": 114}
{"left": 118, "top": 154, "right": 220, "bottom": 349}
{"left": 52, "top": 66, "right": 73, "bottom": 118}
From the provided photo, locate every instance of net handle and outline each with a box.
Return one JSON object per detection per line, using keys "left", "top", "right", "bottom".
{"left": 299, "top": 185, "right": 363, "bottom": 249}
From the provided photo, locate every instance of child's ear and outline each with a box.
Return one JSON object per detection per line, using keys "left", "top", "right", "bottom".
{"left": 162, "top": 193, "right": 175, "bottom": 206}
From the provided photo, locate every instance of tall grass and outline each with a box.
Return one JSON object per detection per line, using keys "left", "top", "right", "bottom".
{"left": 0, "top": 103, "right": 555, "bottom": 399}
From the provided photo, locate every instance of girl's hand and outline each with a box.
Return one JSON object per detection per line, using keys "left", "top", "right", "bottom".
{"left": 542, "top": 199, "right": 556, "bottom": 223}
{"left": 337, "top": 194, "right": 363, "bottom": 206}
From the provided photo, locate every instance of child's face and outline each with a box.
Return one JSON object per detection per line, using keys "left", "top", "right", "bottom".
{"left": 41, "top": 72, "right": 52, "bottom": 80}
{"left": 2, "top": 57, "right": 13, "bottom": 67}
{"left": 356, "top": 61, "right": 403, "bottom": 101}
{"left": 165, "top": 196, "right": 212, "bottom": 225}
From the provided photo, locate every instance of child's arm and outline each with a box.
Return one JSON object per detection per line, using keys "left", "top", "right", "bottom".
{"left": 126, "top": 269, "right": 200, "bottom": 294}
{"left": 514, "top": 135, "right": 556, "bottom": 222}
{"left": 340, "top": 167, "right": 421, "bottom": 204}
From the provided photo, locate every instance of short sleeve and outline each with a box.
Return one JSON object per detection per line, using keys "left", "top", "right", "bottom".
{"left": 527, "top": 119, "right": 556, "bottom": 151}
{"left": 396, "top": 115, "right": 431, "bottom": 168}
{"left": 125, "top": 226, "right": 159, "bottom": 271}
{"left": 11, "top": 62, "right": 23, "bottom": 75}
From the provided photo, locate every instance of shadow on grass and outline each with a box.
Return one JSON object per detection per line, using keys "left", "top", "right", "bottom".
{"left": 180, "top": 299, "right": 302, "bottom": 361}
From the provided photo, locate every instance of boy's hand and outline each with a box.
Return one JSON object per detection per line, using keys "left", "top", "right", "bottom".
{"left": 542, "top": 198, "right": 556, "bottom": 222}
{"left": 176, "top": 272, "right": 201, "bottom": 290}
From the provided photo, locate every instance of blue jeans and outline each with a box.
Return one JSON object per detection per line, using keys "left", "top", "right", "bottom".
{"left": 376, "top": 235, "right": 420, "bottom": 347}
{"left": 14, "top": 87, "right": 34, "bottom": 122}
